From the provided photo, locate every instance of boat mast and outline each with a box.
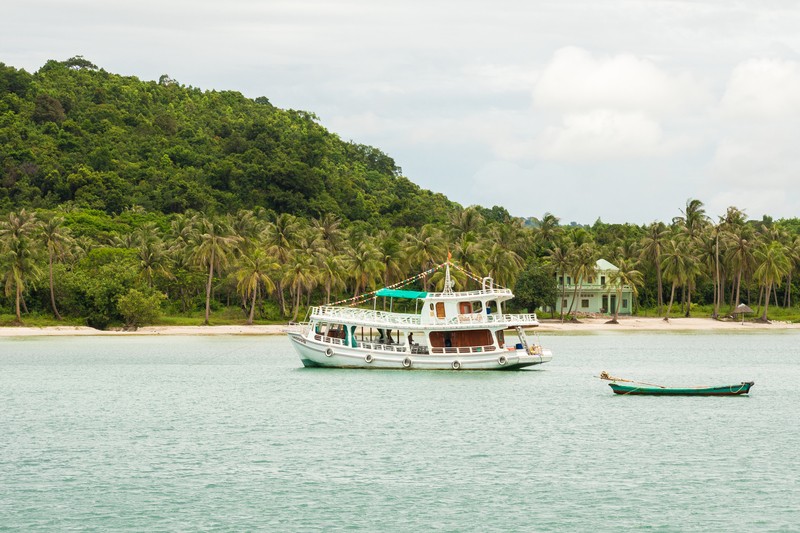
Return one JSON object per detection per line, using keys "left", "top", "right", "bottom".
{"left": 443, "top": 261, "right": 454, "bottom": 294}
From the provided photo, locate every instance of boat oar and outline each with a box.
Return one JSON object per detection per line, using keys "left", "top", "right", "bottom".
{"left": 598, "top": 370, "right": 666, "bottom": 388}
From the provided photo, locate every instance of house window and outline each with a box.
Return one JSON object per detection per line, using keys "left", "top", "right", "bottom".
{"left": 562, "top": 299, "right": 568, "bottom": 309}
{"left": 600, "top": 276, "right": 606, "bottom": 285}
{"left": 588, "top": 277, "right": 594, "bottom": 284}
{"left": 581, "top": 299, "right": 589, "bottom": 308}
{"left": 567, "top": 276, "right": 572, "bottom": 285}
{"left": 622, "top": 299, "right": 628, "bottom": 309}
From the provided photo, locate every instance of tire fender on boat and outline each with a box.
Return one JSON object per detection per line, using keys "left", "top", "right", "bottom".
{"left": 498, "top": 355, "right": 508, "bottom": 366}
{"left": 325, "top": 347, "right": 334, "bottom": 357}
{"left": 365, "top": 353, "right": 374, "bottom": 363}
{"left": 452, "top": 360, "right": 461, "bottom": 370}
{"left": 402, "top": 357, "right": 412, "bottom": 368}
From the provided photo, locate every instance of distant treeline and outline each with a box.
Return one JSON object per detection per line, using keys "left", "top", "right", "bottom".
{"left": 2, "top": 59, "right": 800, "bottom": 327}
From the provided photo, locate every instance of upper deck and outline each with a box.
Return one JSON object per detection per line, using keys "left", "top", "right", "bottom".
{"left": 308, "top": 305, "right": 539, "bottom": 330}
{"left": 423, "top": 286, "right": 514, "bottom": 302}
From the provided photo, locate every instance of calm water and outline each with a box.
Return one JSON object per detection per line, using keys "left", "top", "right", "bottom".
{"left": 1, "top": 332, "right": 798, "bottom": 532}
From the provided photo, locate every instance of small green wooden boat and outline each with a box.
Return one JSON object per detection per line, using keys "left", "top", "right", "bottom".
{"left": 608, "top": 381, "right": 754, "bottom": 396}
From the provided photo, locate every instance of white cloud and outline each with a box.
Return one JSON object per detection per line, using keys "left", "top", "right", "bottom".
{"left": 534, "top": 110, "right": 663, "bottom": 161}
{"left": 718, "top": 57, "right": 800, "bottom": 119}
{"left": 532, "top": 46, "right": 711, "bottom": 116}
{"left": 707, "top": 56, "right": 800, "bottom": 219}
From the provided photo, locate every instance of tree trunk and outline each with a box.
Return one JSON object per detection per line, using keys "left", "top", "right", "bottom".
{"left": 247, "top": 285, "right": 257, "bottom": 325}
{"left": 761, "top": 283, "right": 772, "bottom": 321}
{"left": 734, "top": 268, "right": 743, "bottom": 309}
{"left": 655, "top": 256, "right": 663, "bottom": 316}
{"left": 685, "top": 282, "right": 693, "bottom": 317}
{"left": 204, "top": 250, "right": 215, "bottom": 325}
{"left": 15, "top": 281, "right": 22, "bottom": 323}
{"left": 665, "top": 281, "right": 677, "bottom": 320}
{"left": 49, "top": 252, "right": 62, "bottom": 320}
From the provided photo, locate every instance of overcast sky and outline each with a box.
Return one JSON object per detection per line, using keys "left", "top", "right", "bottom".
{"left": 5, "top": 1, "right": 800, "bottom": 225}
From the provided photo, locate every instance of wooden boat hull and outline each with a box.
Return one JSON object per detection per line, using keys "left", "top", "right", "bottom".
{"left": 609, "top": 381, "right": 754, "bottom": 396}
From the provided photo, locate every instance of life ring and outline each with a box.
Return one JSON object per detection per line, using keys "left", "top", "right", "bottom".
{"left": 325, "top": 347, "right": 334, "bottom": 357}
{"left": 498, "top": 355, "right": 508, "bottom": 366}
{"left": 452, "top": 360, "right": 461, "bottom": 370}
{"left": 365, "top": 354, "right": 374, "bottom": 363}
{"left": 402, "top": 357, "right": 412, "bottom": 368}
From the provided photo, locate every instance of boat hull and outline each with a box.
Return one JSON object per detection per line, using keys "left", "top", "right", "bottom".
{"left": 289, "top": 333, "right": 552, "bottom": 370}
{"left": 609, "top": 382, "right": 754, "bottom": 396}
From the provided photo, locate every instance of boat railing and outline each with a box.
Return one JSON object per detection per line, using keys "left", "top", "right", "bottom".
{"left": 430, "top": 345, "right": 497, "bottom": 355}
{"left": 311, "top": 306, "right": 421, "bottom": 326}
{"left": 312, "top": 333, "right": 348, "bottom": 347}
{"left": 425, "top": 287, "right": 513, "bottom": 299}
{"left": 448, "top": 312, "right": 539, "bottom": 325}
{"left": 356, "top": 341, "right": 408, "bottom": 353}
{"left": 309, "top": 307, "right": 538, "bottom": 327}
{"left": 311, "top": 333, "right": 412, "bottom": 353}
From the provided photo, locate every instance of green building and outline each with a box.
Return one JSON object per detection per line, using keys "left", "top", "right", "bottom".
{"left": 553, "top": 259, "right": 634, "bottom": 316}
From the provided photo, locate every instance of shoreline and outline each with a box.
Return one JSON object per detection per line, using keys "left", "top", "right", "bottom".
{"left": 0, "top": 317, "right": 797, "bottom": 337}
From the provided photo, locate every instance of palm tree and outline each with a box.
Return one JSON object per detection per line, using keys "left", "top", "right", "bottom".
{"left": 403, "top": 225, "right": 446, "bottom": 290}
{"left": 565, "top": 242, "right": 598, "bottom": 319}
{"left": 282, "top": 253, "right": 318, "bottom": 321}
{"left": 263, "top": 213, "right": 301, "bottom": 316}
{"left": 639, "top": 221, "right": 668, "bottom": 315}
{"left": 448, "top": 206, "right": 484, "bottom": 239}
{"left": 236, "top": 248, "right": 278, "bottom": 324}
{"left": 673, "top": 198, "right": 708, "bottom": 242}
{"left": 347, "top": 239, "right": 383, "bottom": 298}
{"left": 605, "top": 258, "right": 643, "bottom": 323}
{"left": 38, "top": 215, "right": 73, "bottom": 320}
{"left": 533, "top": 212, "right": 563, "bottom": 252}
{"left": 318, "top": 253, "right": 346, "bottom": 304}
{"left": 191, "top": 216, "right": 240, "bottom": 325}
{"left": 660, "top": 237, "right": 700, "bottom": 320}
{"left": 0, "top": 209, "right": 41, "bottom": 323}
{"left": 783, "top": 236, "right": 800, "bottom": 308}
{"left": 484, "top": 242, "right": 523, "bottom": 288}
{"left": 725, "top": 225, "right": 756, "bottom": 311}
{"left": 547, "top": 243, "right": 572, "bottom": 322}
{"left": 452, "top": 232, "right": 485, "bottom": 278}
{"left": 311, "top": 213, "right": 343, "bottom": 252}
{"left": 376, "top": 230, "right": 407, "bottom": 288}
{"left": 753, "top": 241, "right": 791, "bottom": 322}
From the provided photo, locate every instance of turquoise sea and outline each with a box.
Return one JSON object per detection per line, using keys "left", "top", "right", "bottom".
{"left": 1, "top": 332, "right": 798, "bottom": 531}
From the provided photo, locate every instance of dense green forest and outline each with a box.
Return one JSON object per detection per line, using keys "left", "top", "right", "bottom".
{"left": 2, "top": 58, "right": 800, "bottom": 328}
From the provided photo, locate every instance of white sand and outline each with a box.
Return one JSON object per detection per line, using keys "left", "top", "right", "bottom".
{"left": 0, "top": 317, "right": 796, "bottom": 336}
{"left": 0, "top": 324, "right": 288, "bottom": 336}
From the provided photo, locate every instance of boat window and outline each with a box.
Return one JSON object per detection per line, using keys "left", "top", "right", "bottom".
{"left": 458, "top": 302, "right": 471, "bottom": 314}
{"left": 435, "top": 302, "right": 446, "bottom": 318}
{"left": 495, "top": 330, "right": 505, "bottom": 348}
{"left": 430, "top": 329, "right": 492, "bottom": 347}
{"left": 472, "top": 301, "right": 483, "bottom": 313}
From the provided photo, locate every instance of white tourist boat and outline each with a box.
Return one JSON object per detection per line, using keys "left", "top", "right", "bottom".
{"left": 287, "top": 262, "right": 552, "bottom": 370}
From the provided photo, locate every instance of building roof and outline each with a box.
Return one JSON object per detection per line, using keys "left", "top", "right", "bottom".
{"left": 596, "top": 259, "right": 619, "bottom": 271}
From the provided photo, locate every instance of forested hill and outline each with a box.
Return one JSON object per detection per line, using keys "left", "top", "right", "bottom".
{"left": 0, "top": 56, "right": 456, "bottom": 226}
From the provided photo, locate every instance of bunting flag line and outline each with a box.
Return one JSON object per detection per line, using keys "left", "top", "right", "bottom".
{"left": 323, "top": 260, "right": 507, "bottom": 308}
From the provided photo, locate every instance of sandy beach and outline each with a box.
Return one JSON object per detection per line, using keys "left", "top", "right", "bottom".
{"left": 1, "top": 317, "right": 797, "bottom": 336}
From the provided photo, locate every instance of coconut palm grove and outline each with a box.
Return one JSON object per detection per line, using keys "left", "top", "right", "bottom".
{"left": 2, "top": 58, "right": 800, "bottom": 328}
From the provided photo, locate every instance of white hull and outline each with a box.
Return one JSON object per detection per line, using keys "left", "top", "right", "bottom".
{"left": 289, "top": 333, "right": 552, "bottom": 370}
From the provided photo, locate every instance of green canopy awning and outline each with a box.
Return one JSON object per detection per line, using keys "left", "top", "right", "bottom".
{"left": 376, "top": 288, "right": 428, "bottom": 299}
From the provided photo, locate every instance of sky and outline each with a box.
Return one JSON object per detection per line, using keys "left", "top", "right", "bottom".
{"left": 5, "top": 0, "right": 800, "bottom": 225}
